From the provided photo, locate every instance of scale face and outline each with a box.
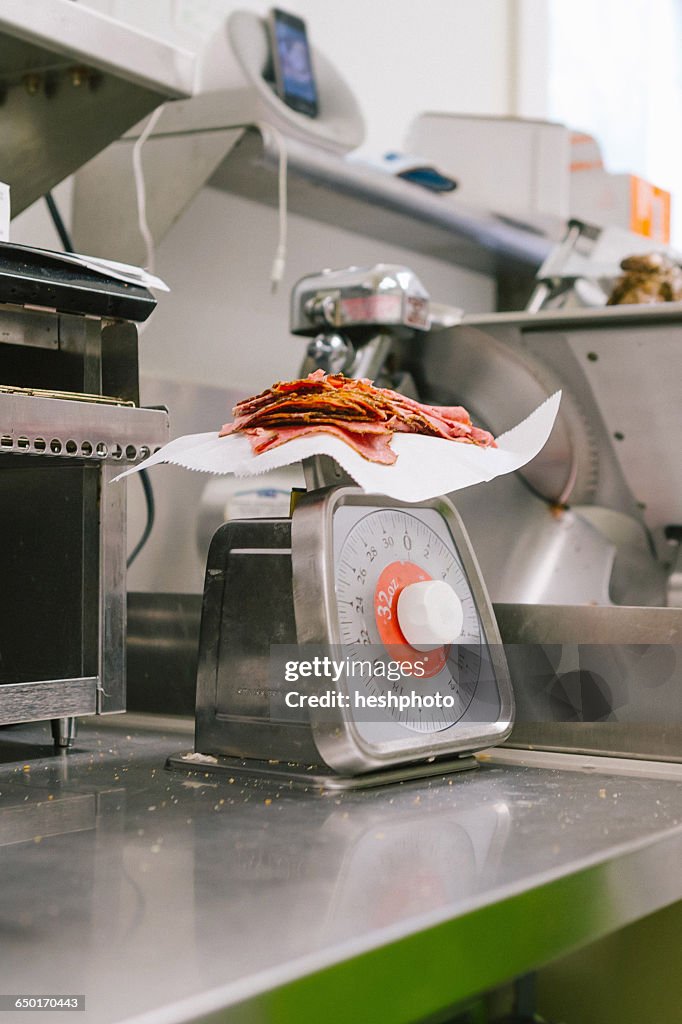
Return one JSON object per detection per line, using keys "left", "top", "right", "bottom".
{"left": 292, "top": 487, "right": 514, "bottom": 776}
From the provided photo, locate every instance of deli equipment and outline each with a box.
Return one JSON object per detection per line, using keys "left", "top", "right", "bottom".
{"left": 285, "top": 263, "right": 682, "bottom": 762}
{"left": 0, "top": 243, "right": 169, "bottom": 747}
{"left": 177, "top": 481, "right": 514, "bottom": 787}
{"left": 422, "top": 299, "right": 682, "bottom": 761}
{"left": 143, "top": 259, "right": 681, "bottom": 766}
{"left": 290, "top": 264, "right": 679, "bottom": 761}
{"left": 166, "top": 265, "right": 520, "bottom": 785}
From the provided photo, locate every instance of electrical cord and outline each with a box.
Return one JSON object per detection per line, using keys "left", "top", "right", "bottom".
{"left": 255, "top": 120, "right": 289, "bottom": 292}
{"left": 131, "top": 103, "right": 165, "bottom": 276}
{"left": 43, "top": 183, "right": 157, "bottom": 570}
{"left": 126, "top": 114, "right": 287, "bottom": 570}
{"left": 45, "top": 191, "right": 75, "bottom": 253}
{"left": 131, "top": 108, "right": 289, "bottom": 290}
{"left": 127, "top": 106, "right": 167, "bottom": 567}
{"left": 126, "top": 468, "right": 155, "bottom": 568}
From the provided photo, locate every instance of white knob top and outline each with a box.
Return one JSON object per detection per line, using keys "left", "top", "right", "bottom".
{"left": 397, "top": 580, "right": 464, "bottom": 651}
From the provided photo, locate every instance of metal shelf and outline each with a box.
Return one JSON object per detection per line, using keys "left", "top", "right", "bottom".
{"left": 209, "top": 129, "right": 561, "bottom": 276}
{"left": 73, "top": 104, "right": 561, "bottom": 279}
{"left": 0, "top": 391, "right": 169, "bottom": 464}
{"left": 0, "top": 0, "right": 195, "bottom": 214}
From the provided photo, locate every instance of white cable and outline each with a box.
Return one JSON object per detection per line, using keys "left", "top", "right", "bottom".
{"left": 132, "top": 110, "right": 288, "bottom": 293}
{"left": 132, "top": 104, "right": 165, "bottom": 276}
{"left": 255, "top": 120, "right": 288, "bottom": 293}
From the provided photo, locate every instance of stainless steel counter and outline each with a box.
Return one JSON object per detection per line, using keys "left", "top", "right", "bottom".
{"left": 1, "top": 717, "right": 681, "bottom": 1024}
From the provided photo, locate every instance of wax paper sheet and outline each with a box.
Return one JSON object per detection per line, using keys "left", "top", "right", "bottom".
{"left": 114, "top": 392, "right": 561, "bottom": 503}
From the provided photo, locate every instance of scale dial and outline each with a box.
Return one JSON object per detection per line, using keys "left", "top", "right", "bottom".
{"left": 292, "top": 487, "right": 513, "bottom": 774}
{"left": 332, "top": 503, "right": 498, "bottom": 738}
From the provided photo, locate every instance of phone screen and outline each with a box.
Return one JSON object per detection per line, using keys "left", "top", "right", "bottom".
{"left": 270, "top": 9, "right": 318, "bottom": 117}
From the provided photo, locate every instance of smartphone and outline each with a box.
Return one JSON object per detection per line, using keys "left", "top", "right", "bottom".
{"left": 267, "top": 8, "right": 318, "bottom": 118}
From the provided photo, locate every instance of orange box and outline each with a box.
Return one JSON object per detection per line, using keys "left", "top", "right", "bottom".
{"left": 571, "top": 167, "right": 671, "bottom": 244}
{"left": 569, "top": 131, "right": 671, "bottom": 243}
{"left": 630, "top": 176, "right": 671, "bottom": 243}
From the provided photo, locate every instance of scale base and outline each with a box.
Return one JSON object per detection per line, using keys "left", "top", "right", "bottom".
{"left": 166, "top": 751, "right": 478, "bottom": 790}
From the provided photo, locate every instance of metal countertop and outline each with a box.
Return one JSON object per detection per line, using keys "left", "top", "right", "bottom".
{"left": 1, "top": 717, "right": 681, "bottom": 1024}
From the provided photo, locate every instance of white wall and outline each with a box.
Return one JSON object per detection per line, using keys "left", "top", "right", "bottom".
{"left": 546, "top": 0, "right": 682, "bottom": 244}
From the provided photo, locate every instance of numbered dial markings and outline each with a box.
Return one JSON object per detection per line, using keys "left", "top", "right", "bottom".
{"left": 334, "top": 508, "right": 484, "bottom": 732}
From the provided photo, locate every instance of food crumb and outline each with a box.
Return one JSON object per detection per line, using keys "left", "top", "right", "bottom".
{"left": 264, "top": 798, "right": 272, "bottom": 806}
{"left": 599, "top": 788, "right": 607, "bottom": 798}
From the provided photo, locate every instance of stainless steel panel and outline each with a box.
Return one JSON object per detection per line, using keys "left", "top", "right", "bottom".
{"left": 0, "top": 391, "right": 169, "bottom": 463}
{"left": 456, "top": 304, "right": 682, "bottom": 539}
{"left": 0, "top": 0, "right": 194, "bottom": 214}
{"left": 0, "top": 678, "right": 97, "bottom": 726}
{"left": 0, "top": 0, "right": 194, "bottom": 95}
{"left": 495, "top": 603, "right": 682, "bottom": 644}
{"left": 126, "top": 593, "right": 202, "bottom": 716}
{"left": 2, "top": 77, "right": 165, "bottom": 217}
{"left": 0, "top": 307, "right": 59, "bottom": 350}
{"left": 495, "top": 603, "right": 682, "bottom": 761}
{"left": 193, "top": 518, "right": 319, "bottom": 765}
{"left": 506, "top": 722, "right": 682, "bottom": 762}
{"left": 98, "top": 464, "right": 126, "bottom": 714}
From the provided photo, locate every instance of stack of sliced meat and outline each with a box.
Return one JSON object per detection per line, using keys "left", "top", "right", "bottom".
{"left": 219, "top": 370, "right": 496, "bottom": 465}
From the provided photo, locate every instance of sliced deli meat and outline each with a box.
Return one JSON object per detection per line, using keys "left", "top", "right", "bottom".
{"left": 219, "top": 370, "right": 496, "bottom": 464}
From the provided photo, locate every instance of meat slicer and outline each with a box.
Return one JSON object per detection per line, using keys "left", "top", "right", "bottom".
{"left": 288, "top": 263, "right": 682, "bottom": 763}
{"left": 421, "top": 296, "right": 682, "bottom": 762}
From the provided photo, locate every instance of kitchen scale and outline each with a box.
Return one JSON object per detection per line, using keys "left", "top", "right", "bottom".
{"left": 169, "top": 265, "right": 513, "bottom": 787}
{"left": 169, "top": 456, "right": 514, "bottom": 789}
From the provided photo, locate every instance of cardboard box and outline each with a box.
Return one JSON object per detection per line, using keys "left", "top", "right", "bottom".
{"left": 569, "top": 130, "right": 671, "bottom": 243}
{"left": 571, "top": 167, "right": 671, "bottom": 244}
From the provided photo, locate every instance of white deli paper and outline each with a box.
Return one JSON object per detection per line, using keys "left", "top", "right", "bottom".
{"left": 115, "top": 392, "right": 561, "bottom": 502}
